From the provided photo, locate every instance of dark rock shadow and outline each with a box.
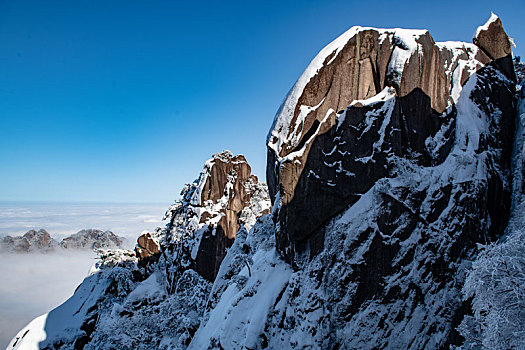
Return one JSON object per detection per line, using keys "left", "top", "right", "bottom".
{"left": 272, "top": 56, "right": 516, "bottom": 264}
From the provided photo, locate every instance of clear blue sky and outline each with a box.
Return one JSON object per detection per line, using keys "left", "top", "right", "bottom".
{"left": 1, "top": 0, "right": 523, "bottom": 203}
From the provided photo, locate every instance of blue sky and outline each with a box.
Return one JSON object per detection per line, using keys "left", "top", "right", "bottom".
{"left": 0, "top": 0, "right": 523, "bottom": 203}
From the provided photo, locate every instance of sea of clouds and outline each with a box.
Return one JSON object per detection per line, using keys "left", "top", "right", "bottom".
{"left": 0, "top": 201, "right": 169, "bottom": 348}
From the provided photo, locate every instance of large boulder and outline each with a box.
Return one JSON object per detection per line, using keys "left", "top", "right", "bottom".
{"left": 135, "top": 231, "right": 160, "bottom": 260}
{"left": 473, "top": 12, "right": 512, "bottom": 60}
{"left": 267, "top": 14, "right": 515, "bottom": 263}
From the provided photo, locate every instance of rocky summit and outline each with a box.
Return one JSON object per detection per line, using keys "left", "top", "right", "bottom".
{"left": 266, "top": 13, "right": 515, "bottom": 263}
{"left": 60, "top": 229, "right": 124, "bottom": 251}
{"left": 8, "top": 14, "right": 525, "bottom": 350}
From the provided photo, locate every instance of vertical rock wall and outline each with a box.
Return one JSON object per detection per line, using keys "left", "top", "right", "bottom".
{"left": 267, "top": 15, "right": 516, "bottom": 263}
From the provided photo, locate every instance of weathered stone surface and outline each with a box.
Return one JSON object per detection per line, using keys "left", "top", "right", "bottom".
{"left": 276, "top": 88, "right": 456, "bottom": 260}
{"left": 194, "top": 152, "right": 259, "bottom": 280}
{"left": 268, "top": 29, "right": 454, "bottom": 209}
{"left": 438, "top": 42, "right": 490, "bottom": 93}
{"left": 267, "top": 15, "right": 516, "bottom": 262}
{"left": 474, "top": 13, "right": 512, "bottom": 61}
{"left": 135, "top": 232, "right": 160, "bottom": 260}
{"left": 262, "top": 52, "right": 517, "bottom": 350}
{"left": 199, "top": 152, "right": 254, "bottom": 239}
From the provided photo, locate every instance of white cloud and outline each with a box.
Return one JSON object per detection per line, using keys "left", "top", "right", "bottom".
{"left": 0, "top": 251, "right": 96, "bottom": 348}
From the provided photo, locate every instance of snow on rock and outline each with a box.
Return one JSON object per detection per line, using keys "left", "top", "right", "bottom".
{"left": 207, "top": 49, "right": 514, "bottom": 348}
{"left": 161, "top": 150, "right": 270, "bottom": 282}
{"left": 190, "top": 215, "right": 292, "bottom": 349}
{"left": 473, "top": 12, "right": 513, "bottom": 60}
{"left": 472, "top": 12, "right": 515, "bottom": 80}
{"left": 267, "top": 26, "right": 432, "bottom": 158}
{"left": 267, "top": 13, "right": 514, "bottom": 265}
{"left": 7, "top": 16, "right": 522, "bottom": 350}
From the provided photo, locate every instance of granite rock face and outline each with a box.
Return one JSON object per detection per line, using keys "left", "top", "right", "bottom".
{"left": 1, "top": 229, "right": 57, "bottom": 253}
{"left": 267, "top": 14, "right": 515, "bottom": 263}
{"left": 1, "top": 228, "right": 125, "bottom": 253}
{"left": 474, "top": 12, "right": 512, "bottom": 61}
{"left": 188, "top": 15, "right": 518, "bottom": 349}
{"left": 473, "top": 12, "right": 516, "bottom": 81}
{"left": 259, "top": 59, "right": 517, "bottom": 348}
{"left": 162, "top": 151, "right": 271, "bottom": 282}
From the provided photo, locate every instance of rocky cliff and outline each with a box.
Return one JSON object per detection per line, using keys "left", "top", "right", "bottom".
{"left": 8, "top": 14, "right": 524, "bottom": 350}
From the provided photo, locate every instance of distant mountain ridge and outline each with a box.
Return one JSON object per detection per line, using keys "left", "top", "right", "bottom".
{"left": 1, "top": 228, "right": 125, "bottom": 253}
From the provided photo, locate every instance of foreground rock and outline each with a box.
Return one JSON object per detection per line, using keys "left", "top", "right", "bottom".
{"left": 135, "top": 231, "right": 160, "bottom": 260}
{"left": 7, "top": 151, "right": 271, "bottom": 350}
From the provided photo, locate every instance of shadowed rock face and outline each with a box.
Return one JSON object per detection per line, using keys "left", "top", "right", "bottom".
{"left": 258, "top": 47, "right": 516, "bottom": 349}
{"left": 194, "top": 153, "right": 259, "bottom": 280}
{"left": 267, "top": 29, "right": 454, "bottom": 206}
{"left": 267, "top": 14, "right": 516, "bottom": 262}
{"left": 276, "top": 88, "right": 456, "bottom": 260}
